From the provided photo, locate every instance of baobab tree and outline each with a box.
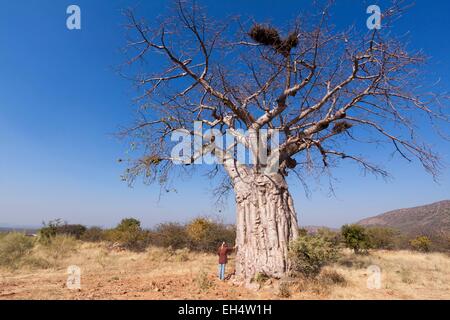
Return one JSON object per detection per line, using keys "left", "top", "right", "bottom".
{"left": 120, "top": 1, "right": 449, "bottom": 281}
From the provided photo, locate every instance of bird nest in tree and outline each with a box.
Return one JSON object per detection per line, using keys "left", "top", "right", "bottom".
{"left": 332, "top": 121, "right": 353, "bottom": 134}
{"left": 249, "top": 24, "right": 298, "bottom": 57}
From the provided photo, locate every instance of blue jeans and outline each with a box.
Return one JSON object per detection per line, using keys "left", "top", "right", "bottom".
{"left": 218, "top": 264, "right": 226, "bottom": 280}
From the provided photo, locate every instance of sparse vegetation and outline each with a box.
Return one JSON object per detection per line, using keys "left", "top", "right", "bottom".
{"left": 1, "top": 213, "right": 449, "bottom": 300}
{"left": 1, "top": 237, "right": 449, "bottom": 299}
{"left": 316, "top": 228, "right": 342, "bottom": 246}
{"left": 366, "top": 227, "right": 400, "bottom": 250}
{"left": 39, "top": 219, "right": 87, "bottom": 241}
{"left": 30, "top": 217, "right": 235, "bottom": 254}
{"left": 277, "top": 281, "right": 291, "bottom": 298}
{"left": 0, "top": 233, "right": 35, "bottom": 269}
{"left": 186, "top": 218, "right": 235, "bottom": 252}
{"left": 40, "top": 234, "right": 79, "bottom": 266}
{"left": 318, "top": 269, "right": 347, "bottom": 286}
{"left": 0, "top": 232, "right": 81, "bottom": 270}
{"left": 151, "top": 222, "right": 189, "bottom": 249}
{"left": 196, "top": 271, "right": 214, "bottom": 291}
{"left": 399, "top": 267, "right": 414, "bottom": 284}
{"left": 81, "top": 227, "right": 104, "bottom": 242}
{"left": 149, "top": 219, "right": 235, "bottom": 252}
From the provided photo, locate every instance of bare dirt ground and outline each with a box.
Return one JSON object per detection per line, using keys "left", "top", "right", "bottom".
{"left": 1, "top": 244, "right": 449, "bottom": 300}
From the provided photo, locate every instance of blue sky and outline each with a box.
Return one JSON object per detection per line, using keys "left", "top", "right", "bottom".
{"left": 0, "top": 0, "right": 449, "bottom": 229}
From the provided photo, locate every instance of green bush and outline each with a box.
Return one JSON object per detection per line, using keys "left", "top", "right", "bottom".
{"left": 428, "top": 232, "right": 450, "bottom": 252}
{"left": 254, "top": 272, "right": 270, "bottom": 286}
{"left": 187, "top": 218, "right": 212, "bottom": 243}
{"left": 120, "top": 218, "right": 237, "bottom": 252}
{"left": 0, "top": 233, "right": 35, "bottom": 269}
{"left": 151, "top": 223, "right": 189, "bottom": 249}
{"left": 319, "top": 269, "right": 347, "bottom": 286}
{"left": 196, "top": 270, "right": 214, "bottom": 291}
{"left": 289, "top": 234, "right": 339, "bottom": 278}
{"left": 186, "top": 218, "right": 235, "bottom": 252}
{"left": 366, "top": 227, "right": 398, "bottom": 250}
{"left": 116, "top": 218, "right": 141, "bottom": 232}
{"left": 341, "top": 224, "right": 371, "bottom": 254}
{"left": 56, "top": 224, "right": 87, "bottom": 239}
{"left": 206, "top": 222, "right": 236, "bottom": 251}
{"left": 410, "top": 236, "right": 432, "bottom": 252}
{"left": 34, "top": 216, "right": 237, "bottom": 254}
{"left": 105, "top": 218, "right": 149, "bottom": 251}
{"left": 81, "top": 227, "right": 105, "bottom": 242}
{"left": 39, "top": 219, "right": 87, "bottom": 241}
{"left": 298, "top": 228, "right": 309, "bottom": 237}
{"left": 39, "top": 219, "right": 62, "bottom": 243}
{"left": 316, "top": 228, "right": 342, "bottom": 246}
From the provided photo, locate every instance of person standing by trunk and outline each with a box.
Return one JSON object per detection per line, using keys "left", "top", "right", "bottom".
{"left": 217, "top": 242, "right": 236, "bottom": 281}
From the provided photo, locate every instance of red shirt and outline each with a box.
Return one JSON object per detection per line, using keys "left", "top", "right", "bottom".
{"left": 217, "top": 246, "right": 233, "bottom": 264}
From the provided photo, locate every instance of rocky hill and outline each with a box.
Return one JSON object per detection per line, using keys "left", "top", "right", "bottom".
{"left": 357, "top": 200, "right": 450, "bottom": 235}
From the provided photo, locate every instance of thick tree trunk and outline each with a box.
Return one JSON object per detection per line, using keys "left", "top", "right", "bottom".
{"left": 233, "top": 172, "right": 299, "bottom": 281}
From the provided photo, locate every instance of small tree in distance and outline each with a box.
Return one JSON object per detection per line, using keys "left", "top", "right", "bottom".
{"left": 116, "top": 218, "right": 141, "bottom": 232}
{"left": 341, "top": 224, "right": 371, "bottom": 254}
{"left": 410, "top": 236, "right": 432, "bottom": 252}
{"left": 106, "top": 218, "right": 147, "bottom": 251}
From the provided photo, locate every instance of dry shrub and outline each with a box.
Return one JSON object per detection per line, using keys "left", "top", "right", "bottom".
{"left": 0, "top": 233, "right": 35, "bottom": 269}
{"left": 289, "top": 269, "right": 345, "bottom": 296}
{"left": 196, "top": 271, "right": 214, "bottom": 291}
{"left": 277, "top": 281, "right": 291, "bottom": 298}
{"left": 316, "top": 228, "right": 343, "bottom": 246}
{"left": 147, "top": 246, "right": 170, "bottom": 262}
{"left": 151, "top": 223, "right": 189, "bottom": 249}
{"left": 254, "top": 272, "right": 270, "bottom": 286}
{"left": 146, "top": 246, "right": 191, "bottom": 263}
{"left": 366, "top": 227, "right": 399, "bottom": 250}
{"left": 187, "top": 218, "right": 213, "bottom": 242}
{"left": 308, "top": 280, "right": 331, "bottom": 296}
{"left": 152, "top": 218, "right": 235, "bottom": 252}
{"left": 40, "top": 234, "right": 79, "bottom": 266}
{"left": 39, "top": 219, "right": 87, "bottom": 240}
{"left": 318, "top": 269, "right": 347, "bottom": 286}
{"left": 174, "top": 248, "right": 190, "bottom": 262}
{"left": 104, "top": 218, "right": 149, "bottom": 252}
{"left": 293, "top": 277, "right": 331, "bottom": 296}
{"left": 21, "top": 256, "right": 52, "bottom": 270}
{"left": 186, "top": 218, "right": 235, "bottom": 252}
{"left": 338, "top": 254, "right": 373, "bottom": 269}
{"left": 81, "top": 227, "right": 104, "bottom": 242}
{"left": 95, "top": 249, "right": 111, "bottom": 269}
{"left": 398, "top": 267, "right": 414, "bottom": 284}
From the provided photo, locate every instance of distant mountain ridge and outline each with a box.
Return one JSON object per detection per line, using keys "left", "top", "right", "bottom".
{"left": 0, "top": 227, "right": 39, "bottom": 234}
{"left": 357, "top": 200, "right": 450, "bottom": 235}
{"left": 303, "top": 225, "right": 339, "bottom": 233}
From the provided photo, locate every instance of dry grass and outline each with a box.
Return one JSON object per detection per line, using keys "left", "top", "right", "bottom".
{"left": 0, "top": 244, "right": 449, "bottom": 300}
{"left": 327, "top": 249, "right": 450, "bottom": 299}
